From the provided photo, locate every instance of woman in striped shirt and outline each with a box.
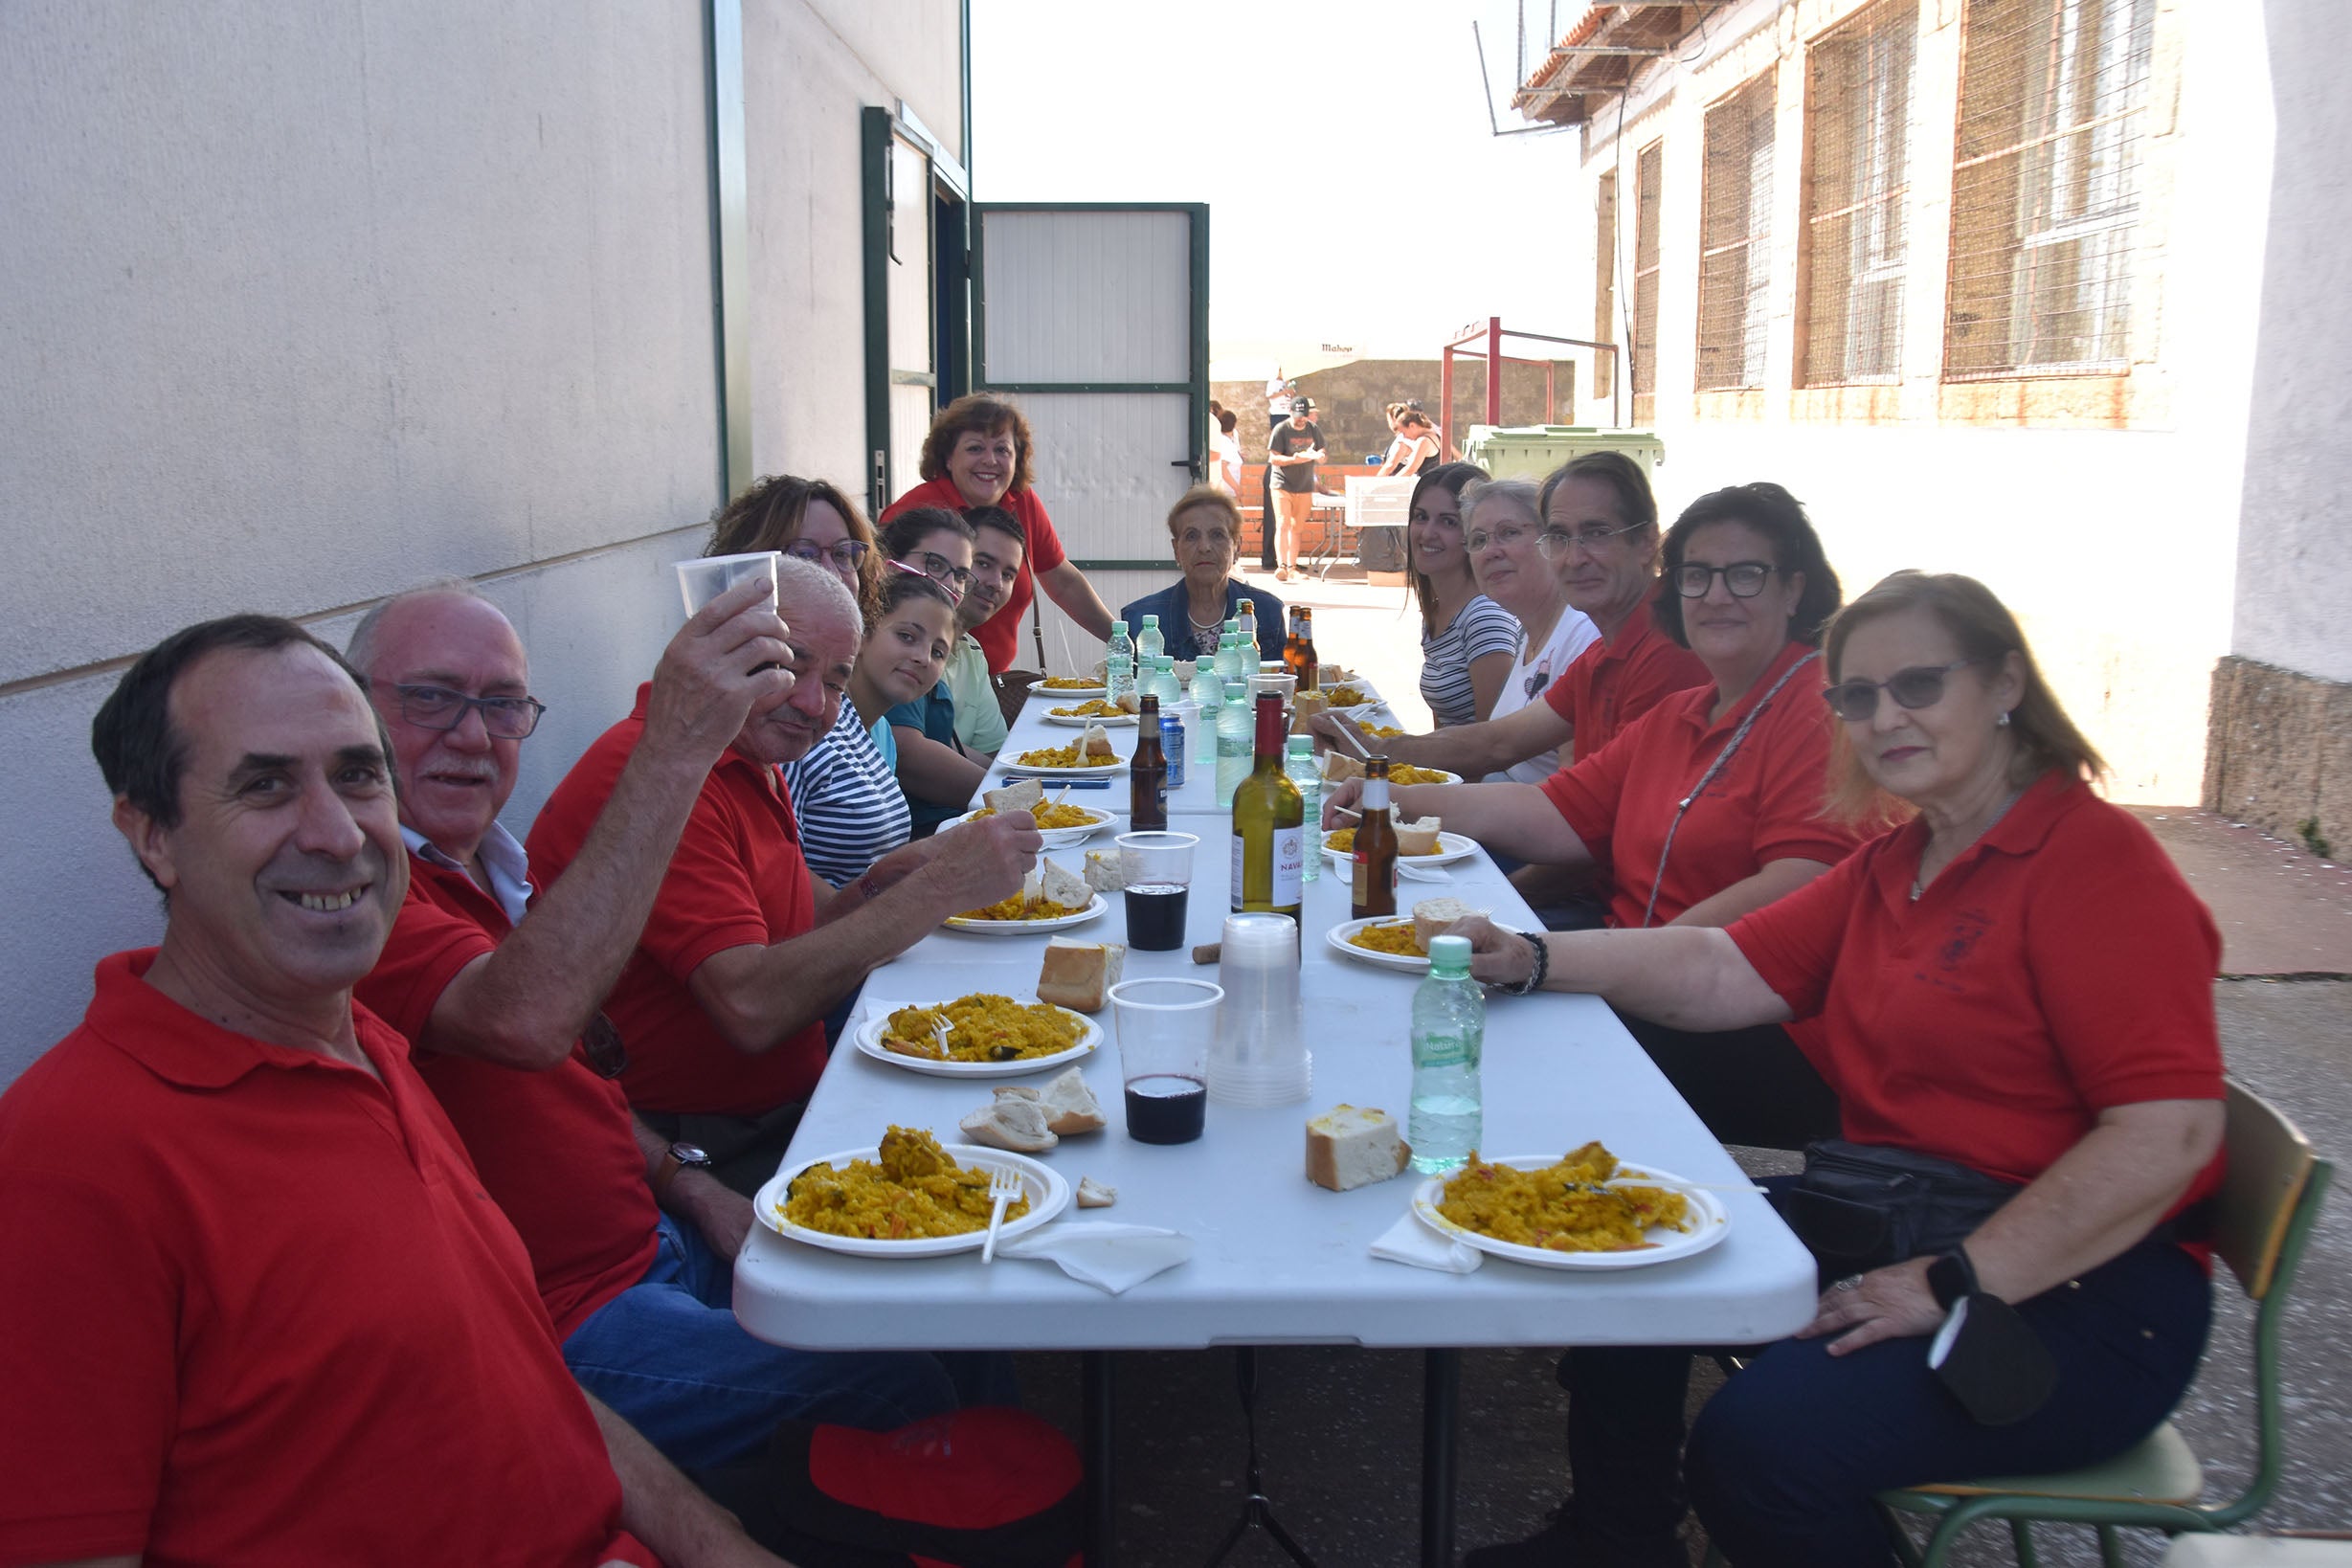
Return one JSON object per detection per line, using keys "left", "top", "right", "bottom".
{"left": 1410, "top": 462, "right": 1521, "bottom": 727}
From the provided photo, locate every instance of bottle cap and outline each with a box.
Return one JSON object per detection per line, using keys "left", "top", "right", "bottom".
{"left": 1427, "top": 934, "right": 1472, "bottom": 975}
{"left": 1142, "top": 614, "right": 1157, "bottom": 625}
{"left": 1286, "top": 735, "right": 1312, "bottom": 755}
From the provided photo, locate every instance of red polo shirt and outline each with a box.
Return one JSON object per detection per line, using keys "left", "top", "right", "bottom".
{"left": 1543, "top": 606, "right": 1712, "bottom": 757}
{"left": 884, "top": 478, "right": 1067, "bottom": 672}
{"left": 527, "top": 685, "right": 825, "bottom": 1117}
{"left": 0, "top": 952, "right": 652, "bottom": 1568}
{"left": 1726, "top": 773, "right": 2227, "bottom": 1206}
{"left": 1542, "top": 640, "right": 1861, "bottom": 930}
{"left": 358, "top": 853, "right": 662, "bottom": 1339}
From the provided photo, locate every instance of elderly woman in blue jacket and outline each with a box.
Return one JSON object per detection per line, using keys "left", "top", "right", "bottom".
{"left": 1118, "top": 486, "right": 1287, "bottom": 663}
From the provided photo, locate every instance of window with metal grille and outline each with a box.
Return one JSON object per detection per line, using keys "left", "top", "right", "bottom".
{"left": 1696, "top": 73, "right": 1776, "bottom": 392}
{"left": 1944, "top": 0, "right": 2156, "bottom": 378}
{"left": 1803, "top": 2, "right": 1916, "bottom": 386}
{"left": 1632, "top": 142, "right": 1662, "bottom": 424}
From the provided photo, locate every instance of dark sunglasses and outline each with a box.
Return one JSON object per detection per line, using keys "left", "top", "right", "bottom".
{"left": 1821, "top": 660, "right": 1981, "bottom": 722}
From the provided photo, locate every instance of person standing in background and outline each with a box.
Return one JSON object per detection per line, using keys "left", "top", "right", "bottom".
{"left": 1266, "top": 395, "right": 1325, "bottom": 585}
{"left": 1212, "top": 408, "right": 1244, "bottom": 494}
{"left": 1261, "top": 373, "right": 1293, "bottom": 571}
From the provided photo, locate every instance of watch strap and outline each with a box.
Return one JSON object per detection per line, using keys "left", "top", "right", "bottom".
{"left": 1928, "top": 1245, "right": 1980, "bottom": 1310}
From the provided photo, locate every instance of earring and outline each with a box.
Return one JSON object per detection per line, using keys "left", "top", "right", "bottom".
{"left": 1997, "top": 710, "right": 2011, "bottom": 728}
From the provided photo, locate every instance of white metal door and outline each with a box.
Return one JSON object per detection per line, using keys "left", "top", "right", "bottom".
{"left": 973, "top": 203, "right": 1207, "bottom": 671}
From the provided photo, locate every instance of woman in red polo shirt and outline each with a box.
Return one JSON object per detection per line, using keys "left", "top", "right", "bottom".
{"left": 882, "top": 393, "right": 1116, "bottom": 672}
{"left": 1453, "top": 571, "right": 2226, "bottom": 1568}
{"left": 1330, "top": 482, "right": 1863, "bottom": 1151}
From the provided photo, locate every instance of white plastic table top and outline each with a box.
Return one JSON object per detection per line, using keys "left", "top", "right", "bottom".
{"left": 732, "top": 833, "right": 1819, "bottom": 1354}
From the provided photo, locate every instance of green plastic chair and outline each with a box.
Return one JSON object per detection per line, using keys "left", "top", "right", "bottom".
{"left": 1875, "top": 1080, "right": 2333, "bottom": 1568}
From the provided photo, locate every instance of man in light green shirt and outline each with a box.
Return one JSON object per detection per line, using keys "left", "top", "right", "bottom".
{"left": 946, "top": 505, "right": 1024, "bottom": 758}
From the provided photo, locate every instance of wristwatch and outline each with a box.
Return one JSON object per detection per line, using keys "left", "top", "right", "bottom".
{"left": 1927, "top": 1245, "right": 1980, "bottom": 1311}
{"left": 654, "top": 1141, "right": 713, "bottom": 1202}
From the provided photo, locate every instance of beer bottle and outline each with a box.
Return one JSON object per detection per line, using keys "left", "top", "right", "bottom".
{"left": 1350, "top": 756, "right": 1400, "bottom": 919}
{"left": 1295, "top": 606, "right": 1318, "bottom": 694}
{"left": 1130, "top": 694, "right": 1168, "bottom": 831}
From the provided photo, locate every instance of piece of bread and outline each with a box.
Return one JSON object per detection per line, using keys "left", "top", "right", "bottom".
{"left": 1305, "top": 1104, "right": 1411, "bottom": 1192}
{"left": 1036, "top": 937, "right": 1124, "bottom": 1013}
{"left": 1114, "top": 689, "right": 1143, "bottom": 715}
{"left": 1038, "top": 1066, "right": 1107, "bottom": 1135}
{"left": 1076, "top": 1176, "right": 1117, "bottom": 1208}
{"left": 1083, "top": 848, "right": 1127, "bottom": 894}
{"left": 960, "top": 1095, "right": 1058, "bottom": 1153}
{"left": 1395, "top": 817, "right": 1444, "bottom": 855}
{"left": 1082, "top": 722, "right": 1116, "bottom": 760}
{"left": 983, "top": 777, "right": 1044, "bottom": 815}
{"left": 1321, "top": 750, "right": 1365, "bottom": 785}
{"left": 1411, "top": 897, "right": 1482, "bottom": 952}
{"left": 1039, "top": 857, "right": 1091, "bottom": 910}
{"left": 1291, "top": 690, "right": 1329, "bottom": 734}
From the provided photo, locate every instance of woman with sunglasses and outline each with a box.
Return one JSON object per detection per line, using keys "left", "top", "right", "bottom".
{"left": 1327, "top": 482, "right": 1861, "bottom": 1150}
{"left": 1409, "top": 462, "right": 1522, "bottom": 727}
{"left": 1451, "top": 571, "right": 2225, "bottom": 1568}
{"left": 875, "top": 508, "right": 990, "bottom": 834}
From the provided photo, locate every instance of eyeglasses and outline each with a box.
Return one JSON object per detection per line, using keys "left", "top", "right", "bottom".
{"left": 1535, "top": 521, "right": 1647, "bottom": 557}
{"left": 1671, "top": 562, "right": 1776, "bottom": 599}
{"left": 380, "top": 683, "right": 547, "bottom": 739}
{"left": 787, "top": 539, "right": 869, "bottom": 571}
{"left": 894, "top": 551, "right": 973, "bottom": 597}
{"left": 1820, "top": 660, "right": 1982, "bottom": 722}
{"left": 1467, "top": 521, "right": 1575, "bottom": 554}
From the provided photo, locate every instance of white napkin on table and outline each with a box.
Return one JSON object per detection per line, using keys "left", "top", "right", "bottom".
{"left": 1370, "top": 1210, "right": 1482, "bottom": 1273}
{"left": 995, "top": 1223, "right": 1192, "bottom": 1294}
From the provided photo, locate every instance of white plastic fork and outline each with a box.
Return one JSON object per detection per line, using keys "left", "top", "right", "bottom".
{"left": 980, "top": 1165, "right": 1023, "bottom": 1263}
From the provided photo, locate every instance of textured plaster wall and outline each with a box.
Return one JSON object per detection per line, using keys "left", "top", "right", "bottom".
{"left": 0, "top": 0, "right": 964, "bottom": 1082}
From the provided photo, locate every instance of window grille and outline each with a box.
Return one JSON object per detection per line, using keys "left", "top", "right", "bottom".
{"left": 1697, "top": 72, "right": 1777, "bottom": 392}
{"left": 1632, "top": 142, "right": 1663, "bottom": 424}
{"left": 1945, "top": 0, "right": 2155, "bottom": 378}
{"left": 1803, "top": 2, "right": 1917, "bottom": 385}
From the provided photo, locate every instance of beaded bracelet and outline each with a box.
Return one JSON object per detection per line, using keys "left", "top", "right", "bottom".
{"left": 1490, "top": 930, "right": 1550, "bottom": 997}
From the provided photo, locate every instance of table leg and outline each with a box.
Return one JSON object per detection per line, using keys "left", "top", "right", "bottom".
{"left": 1084, "top": 1350, "right": 1117, "bottom": 1568}
{"left": 1421, "top": 1347, "right": 1461, "bottom": 1568}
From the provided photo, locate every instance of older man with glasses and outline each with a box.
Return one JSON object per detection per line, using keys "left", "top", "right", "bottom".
{"left": 346, "top": 574, "right": 976, "bottom": 1478}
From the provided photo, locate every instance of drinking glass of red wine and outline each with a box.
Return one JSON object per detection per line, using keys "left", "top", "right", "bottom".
{"left": 1106, "top": 976, "right": 1221, "bottom": 1146}
{"left": 1116, "top": 830, "right": 1198, "bottom": 952}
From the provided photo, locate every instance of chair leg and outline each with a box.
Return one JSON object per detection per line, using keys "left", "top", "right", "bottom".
{"left": 2008, "top": 1517, "right": 2039, "bottom": 1568}
{"left": 2096, "top": 1523, "right": 2127, "bottom": 1568}
{"left": 1875, "top": 1501, "right": 1926, "bottom": 1568}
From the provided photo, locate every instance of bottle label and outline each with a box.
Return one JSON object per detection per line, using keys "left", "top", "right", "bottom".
{"left": 1274, "top": 828, "right": 1303, "bottom": 908}
{"left": 1229, "top": 833, "right": 1245, "bottom": 910}
{"left": 1416, "top": 1031, "right": 1472, "bottom": 1069}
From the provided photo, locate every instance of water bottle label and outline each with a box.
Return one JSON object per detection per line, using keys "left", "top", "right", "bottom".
{"left": 1417, "top": 1034, "right": 1471, "bottom": 1069}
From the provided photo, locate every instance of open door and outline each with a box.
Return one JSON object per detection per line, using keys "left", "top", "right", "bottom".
{"left": 973, "top": 202, "right": 1209, "bottom": 669}
{"left": 862, "top": 106, "right": 971, "bottom": 520}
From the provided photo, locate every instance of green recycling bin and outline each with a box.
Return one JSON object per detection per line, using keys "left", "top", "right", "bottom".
{"left": 1458, "top": 425, "right": 1666, "bottom": 484}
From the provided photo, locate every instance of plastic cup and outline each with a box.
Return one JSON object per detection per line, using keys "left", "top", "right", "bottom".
{"left": 1117, "top": 830, "right": 1198, "bottom": 952}
{"left": 1109, "top": 976, "right": 1221, "bottom": 1145}
{"left": 675, "top": 550, "right": 782, "bottom": 617}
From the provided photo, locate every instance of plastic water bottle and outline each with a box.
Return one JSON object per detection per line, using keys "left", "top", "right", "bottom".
{"left": 1189, "top": 657, "right": 1224, "bottom": 767}
{"left": 1408, "top": 935, "right": 1484, "bottom": 1175}
{"left": 1216, "top": 622, "right": 1244, "bottom": 682}
{"left": 1215, "top": 679, "right": 1253, "bottom": 808}
{"left": 1137, "top": 614, "right": 1164, "bottom": 666}
{"left": 1106, "top": 619, "right": 1134, "bottom": 707}
{"left": 1285, "top": 735, "right": 1322, "bottom": 884}
{"left": 1149, "top": 655, "right": 1184, "bottom": 710}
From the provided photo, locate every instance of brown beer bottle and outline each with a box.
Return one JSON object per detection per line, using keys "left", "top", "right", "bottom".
{"left": 1295, "top": 606, "right": 1317, "bottom": 693}
{"left": 1350, "top": 755, "right": 1400, "bottom": 919}
{"left": 1130, "top": 694, "right": 1168, "bottom": 831}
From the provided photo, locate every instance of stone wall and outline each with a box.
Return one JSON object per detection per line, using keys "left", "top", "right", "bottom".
{"left": 1212, "top": 357, "right": 1582, "bottom": 468}
{"left": 2204, "top": 657, "right": 2352, "bottom": 861}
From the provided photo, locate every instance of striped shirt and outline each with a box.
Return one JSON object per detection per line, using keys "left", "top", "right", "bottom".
{"left": 1420, "top": 594, "right": 1522, "bottom": 728}
{"left": 778, "top": 701, "right": 912, "bottom": 886}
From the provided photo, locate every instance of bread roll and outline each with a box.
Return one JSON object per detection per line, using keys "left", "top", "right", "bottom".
{"left": 1083, "top": 849, "right": 1127, "bottom": 894}
{"left": 1082, "top": 722, "right": 1116, "bottom": 760}
{"left": 1395, "top": 817, "right": 1444, "bottom": 855}
{"left": 1305, "top": 1104, "right": 1411, "bottom": 1192}
{"left": 983, "top": 777, "right": 1044, "bottom": 815}
{"left": 1038, "top": 1066, "right": 1107, "bottom": 1135}
{"left": 960, "top": 1096, "right": 1058, "bottom": 1153}
{"left": 1040, "top": 857, "right": 1091, "bottom": 910}
{"left": 1076, "top": 1176, "right": 1117, "bottom": 1208}
{"left": 1037, "top": 938, "right": 1124, "bottom": 1013}
{"left": 1321, "top": 750, "right": 1365, "bottom": 785}
{"left": 1411, "top": 897, "right": 1483, "bottom": 952}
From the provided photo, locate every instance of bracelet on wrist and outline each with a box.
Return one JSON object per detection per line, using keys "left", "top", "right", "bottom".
{"left": 1490, "top": 930, "right": 1550, "bottom": 996}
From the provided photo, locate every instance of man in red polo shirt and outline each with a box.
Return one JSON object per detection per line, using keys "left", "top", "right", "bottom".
{"left": 0, "top": 615, "right": 782, "bottom": 1568}
{"left": 350, "top": 576, "right": 974, "bottom": 1473}
{"left": 528, "top": 557, "right": 1041, "bottom": 1191}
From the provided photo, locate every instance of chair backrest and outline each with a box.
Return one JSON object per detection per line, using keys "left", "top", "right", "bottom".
{"left": 2214, "top": 1079, "right": 2321, "bottom": 1300}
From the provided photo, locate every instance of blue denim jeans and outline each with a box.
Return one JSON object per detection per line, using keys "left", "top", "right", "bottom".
{"left": 563, "top": 1215, "right": 987, "bottom": 1470}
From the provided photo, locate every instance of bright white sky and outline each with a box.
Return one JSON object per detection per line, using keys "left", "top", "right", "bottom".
{"left": 969, "top": 0, "right": 1587, "bottom": 373}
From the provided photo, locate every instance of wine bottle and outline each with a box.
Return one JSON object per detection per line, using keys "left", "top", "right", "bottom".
{"left": 1231, "top": 692, "right": 1304, "bottom": 924}
{"left": 1130, "top": 694, "right": 1167, "bottom": 831}
{"left": 1350, "top": 756, "right": 1400, "bottom": 919}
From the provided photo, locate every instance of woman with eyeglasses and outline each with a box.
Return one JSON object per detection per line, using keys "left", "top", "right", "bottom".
{"left": 1327, "top": 482, "right": 1862, "bottom": 1150}
{"left": 1451, "top": 571, "right": 2225, "bottom": 1568}
{"left": 882, "top": 393, "right": 1116, "bottom": 673}
{"left": 1408, "top": 462, "right": 1521, "bottom": 727}
{"left": 1116, "top": 486, "right": 1288, "bottom": 664}
{"left": 875, "top": 508, "right": 990, "bottom": 834}
{"left": 1451, "top": 479, "right": 1594, "bottom": 782}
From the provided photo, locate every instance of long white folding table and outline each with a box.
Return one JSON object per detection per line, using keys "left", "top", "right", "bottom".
{"left": 734, "top": 728, "right": 1818, "bottom": 1564}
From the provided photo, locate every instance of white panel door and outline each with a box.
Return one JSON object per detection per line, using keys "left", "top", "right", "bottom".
{"left": 974, "top": 203, "right": 1207, "bottom": 671}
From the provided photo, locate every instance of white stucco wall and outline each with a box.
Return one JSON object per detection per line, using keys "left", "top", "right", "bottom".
{"left": 0, "top": 1, "right": 964, "bottom": 1083}
{"left": 1550, "top": 0, "right": 2273, "bottom": 803}
{"left": 2230, "top": 0, "right": 2352, "bottom": 683}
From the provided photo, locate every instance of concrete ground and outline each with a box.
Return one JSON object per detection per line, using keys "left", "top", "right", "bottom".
{"left": 1008, "top": 569, "right": 2352, "bottom": 1566}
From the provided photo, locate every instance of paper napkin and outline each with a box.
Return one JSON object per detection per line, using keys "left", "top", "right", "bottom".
{"left": 1370, "top": 1210, "right": 1482, "bottom": 1273}
{"left": 995, "top": 1223, "right": 1192, "bottom": 1294}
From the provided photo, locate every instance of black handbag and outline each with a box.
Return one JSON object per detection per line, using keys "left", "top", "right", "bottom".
{"left": 1774, "top": 1138, "right": 2024, "bottom": 1283}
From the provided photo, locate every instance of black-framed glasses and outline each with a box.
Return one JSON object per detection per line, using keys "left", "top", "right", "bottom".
{"left": 1536, "top": 520, "right": 1646, "bottom": 557}
{"left": 380, "top": 683, "right": 547, "bottom": 738}
{"left": 1821, "top": 660, "right": 1982, "bottom": 722}
{"left": 896, "top": 550, "right": 974, "bottom": 596}
{"left": 1672, "top": 562, "right": 1776, "bottom": 599}
{"left": 787, "top": 539, "right": 869, "bottom": 571}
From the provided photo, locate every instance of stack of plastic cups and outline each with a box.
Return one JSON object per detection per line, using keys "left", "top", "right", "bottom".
{"left": 1206, "top": 913, "right": 1311, "bottom": 1107}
